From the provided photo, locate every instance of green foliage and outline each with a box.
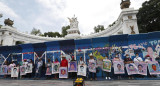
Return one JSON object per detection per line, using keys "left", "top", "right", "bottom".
{"left": 30, "top": 28, "right": 42, "bottom": 35}
{"left": 94, "top": 25, "right": 105, "bottom": 33}
{"left": 137, "top": 0, "right": 160, "bottom": 33}
{"left": 43, "top": 32, "right": 61, "bottom": 37}
{"left": 15, "top": 41, "right": 24, "bottom": 45}
{"left": 109, "top": 21, "right": 116, "bottom": 27}
{"left": 61, "top": 25, "right": 70, "bottom": 37}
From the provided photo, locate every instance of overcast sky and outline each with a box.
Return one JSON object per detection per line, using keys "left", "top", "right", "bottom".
{"left": 0, "top": 0, "right": 147, "bottom": 35}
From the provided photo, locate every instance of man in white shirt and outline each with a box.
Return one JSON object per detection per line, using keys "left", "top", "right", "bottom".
{"left": 134, "top": 53, "right": 143, "bottom": 62}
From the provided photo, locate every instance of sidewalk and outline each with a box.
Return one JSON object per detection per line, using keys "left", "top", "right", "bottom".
{"left": 0, "top": 80, "right": 160, "bottom": 86}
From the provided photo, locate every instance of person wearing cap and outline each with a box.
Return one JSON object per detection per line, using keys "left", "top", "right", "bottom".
{"left": 88, "top": 53, "right": 97, "bottom": 81}
{"left": 23, "top": 59, "right": 28, "bottom": 67}
{"left": 144, "top": 55, "right": 152, "bottom": 63}
{"left": 60, "top": 56, "right": 68, "bottom": 67}
{"left": 124, "top": 54, "right": 134, "bottom": 79}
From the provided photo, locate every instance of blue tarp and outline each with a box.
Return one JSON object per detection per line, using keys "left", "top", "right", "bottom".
{"left": 59, "top": 39, "right": 75, "bottom": 54}
{"left": 92, "top": 36, "right": 109, "bottom": 48}
{"left": 74, "top": 39, "right": 92, "bottom": 49}
{"left": 20, "top": 43, "right": 34, "bottom": 53}
{"left": 32, "top": 42, "right": 46, "bottom": 57}
{"left": 20, "top": 44, "right": 34, "bottom": 61}
{"left": 128, "top": 33, "right": 148, "bottom": 60}
{"left": 45, "top": 41, "right": 60, "bottom": 51}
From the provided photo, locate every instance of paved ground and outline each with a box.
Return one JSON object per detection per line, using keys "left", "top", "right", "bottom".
{"left": 0, "top": 80, "right": 160, "bottom": 86}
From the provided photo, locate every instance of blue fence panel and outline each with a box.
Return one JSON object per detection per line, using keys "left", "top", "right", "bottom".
{"left": 148, "top": 32, "right": 160, "bottom": 61}
{"left": 128, "top": 33, "right": 148, "bottom": 60}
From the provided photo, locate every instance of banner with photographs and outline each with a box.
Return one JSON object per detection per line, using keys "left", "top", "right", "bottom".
{"left": 126, "top": 63, "right": 138, "bottom": 75}
{"left": 148, "top": 61, "right": 160, "bottom": 75}
{"left": 1, "top": 65, "right": 8, "bottom": 75}
{"left": 11, "top": 67, "right": 19, "bottom": 77}
{"left": 88, "top": 60, "right": 96, "bottom": 73}
{"left": 77, "top": 65, "right": 87, "bottom": 76}
{"left": 59, "top": 67, "right": 68, "bottom": 78}
{"left": 102, "top": 59, "right": 111, "bottom": 72}
{"left": 20, "top": 66, "right": 26, "bottom": 75}
{"left": 46, "top": 66, "right": 52, "bottom": 75}
{"left": 113, "top": 61, "right": 124, "bottom": 74}
{"left": 52, "top": 63, "right": 60, "bottom": 74}
{"left": 134, "top": 62, "right": 148, "bottom": 75}
{"left": 7, "top": 66, "right": 12, "bottom": 75}
{"left": 68, "top": 61, "right": 77, "bottom": 72}
{"left": 25, "top": 63, "right": 32, "bottom": 73}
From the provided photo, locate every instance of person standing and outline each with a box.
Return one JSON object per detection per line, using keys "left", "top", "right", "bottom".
{"left": 46, "top": 59, "right": 52, "bottom": 79}
{"left": 23, "top": 59, "right": 28, "bottom": 78}
{"left": 3, "top": 60, "right": 8, "bottom": 78}
{"left": 103, "top": 56, "right": 111, "bottom": 80}
{"left": 53, "top": 58, "right": 60, "bottom": 79}
{"left": 70, "top": 56, "right": 77, "bottom": 79}
{"left": 88, "top": 53, "right": 97, "bottom": 81}
{"left": 29, "top": 59, "right": 34, "bottom": 78}
{"left": 124, "top": 54, "right": 134, "bottom": 79}
{"left": 78, "top": 57, "right": 86, "bottom": 79}
{"left": 34, "top": 58, "right": 43, "bottom": 80}
{"left": 144, "top": 55, "right": 152, "bottom": 63}
{"left": 60, "top": 56, "right": 68, "bottom": 67}
{"left": 113, "top": 54, "right": 122, "bottom": 79}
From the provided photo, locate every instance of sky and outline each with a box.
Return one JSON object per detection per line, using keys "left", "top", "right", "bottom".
{"left": 0, "top": 0, "right": 148, "bottom": 35}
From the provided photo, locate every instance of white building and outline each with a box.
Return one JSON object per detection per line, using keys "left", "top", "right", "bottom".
{"left": 0, "top": 1, "right": 139, "bottom": 46}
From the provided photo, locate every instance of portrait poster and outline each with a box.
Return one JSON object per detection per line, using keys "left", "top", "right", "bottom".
{"left": 113, "top": 61, "right": 124, "bottom": 74}
{"left": 25, "top": 63, "right": 32, "bottom": 73}
{"left": 97, "top": 59, "right": 103, "bottom": 68}
{"left": 1, "top": 65, "right": 8, "bottom": 75}
{"left": 102, "top": 59, "right": 111, "bottom": 72}
{"left": 11, "top": 67, "right": 19, "bottom": 77}
{"left": 59, "top": 67, "right": 68, "bottom": 78}
{"left": 20, "top": 66, "right": 26, "bottom": 75}
{"left": 148, "top": 61, "right": 160, "bottom": 75}
{"left": 52, "top": 63, "right": 60, "bottom": 74}
{"left": 134, "top": 62, "right": 147, "bottom": 75}
{"left": 77, "top": 65, "right": 87, "bottom": 76}
{"left": 46, "top": 66, "right": 52, "bottom": 75}
{"left": 7, "top": 66, "right": 12, "bottom": 75}
{"left": 68, "top": 61, "right": 77, "bottom": 72}
{"left": 88, "top": 61, "right": 96, "bottom": 73}
{"left": 126, "top": 63, "right": 138, "bottom": 75}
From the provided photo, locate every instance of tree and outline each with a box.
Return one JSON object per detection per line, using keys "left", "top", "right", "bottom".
{"left": 94, "top": 25, "right": 105, "bottom": 33}
{"left": 43, "top": 32, "right": 61, "bottom": 37}
{"left": 30, "top": 28, "right": 42, "bottom": 35}
{"left": 61, "top": 25, "right": 70, "bottom": 37}
{"left": 137, "top": 0, "right": 160, "bottom": 33}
